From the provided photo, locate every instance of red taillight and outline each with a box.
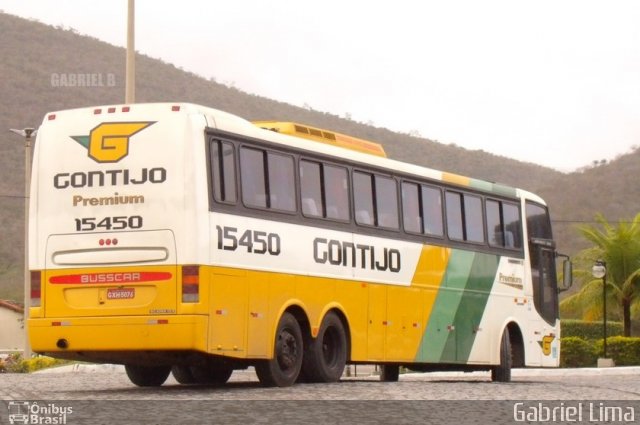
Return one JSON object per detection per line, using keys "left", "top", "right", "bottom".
{"left": 182, "top": 265, "right": 199, "bottom": 303}
{"left": 31, "top": 271, "right": 41, "bottom": 307}
{"left": 99, "top": 238, "right": 118, "bottom": 246}
{"left": 171, "top": 105, "right": 181, "bottom": 112}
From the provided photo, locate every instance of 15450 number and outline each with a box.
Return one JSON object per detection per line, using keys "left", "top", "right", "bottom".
{"left": 216, "top": 225, "right": 281, "bottom": 255}
{"left": 75, "top": 216, "right": 143, "bottom": 232}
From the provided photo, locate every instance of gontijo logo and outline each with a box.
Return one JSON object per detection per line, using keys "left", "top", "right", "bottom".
{"left": 71, "top": 121, "right": 155, "bottom": 163}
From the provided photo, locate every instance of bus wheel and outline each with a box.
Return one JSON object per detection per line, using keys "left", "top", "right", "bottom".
{"left": 190, "top": 362, "right": 234, "bottom": 385}
{"left": 491, "top": 330, "right": 512, "bottom": 382}
{"left": 302, "top": 311, "right": 347, "bottom": 383}
{"left": 256, "top": 312, "right": 303, "bottom": 387}
{"left": 125, "top": 364, "right": 171, "bottom": 387}
{"left": 171, "top": 365, "right": 197, "bottom": 384}
{"left": 380, "top": 364, "right": 400, "bottom": 382}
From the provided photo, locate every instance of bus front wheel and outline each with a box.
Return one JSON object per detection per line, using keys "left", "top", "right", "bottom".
{"left": 256, "top": 312, "right": 303, "bottom": 387}
{"left": 491, "top": 330, "right": 512, "bottom": 382}
{"left": 125, "top": 364, "right": 171, "bottom": 387}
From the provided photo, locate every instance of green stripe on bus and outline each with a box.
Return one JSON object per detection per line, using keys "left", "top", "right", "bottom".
{"left": 416, "top": 249, "right": 474, "bottom": 363}
{"left": 468, "top": 178, "right": 518, "bottom": 198}
{"left": 446, "top": 252, "right": 500, "bottom": 363}
{"left": 415, "top": 250, "right": 500, "bottom": 363}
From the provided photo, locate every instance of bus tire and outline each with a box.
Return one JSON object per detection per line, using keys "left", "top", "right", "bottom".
{"left": 255, "top": 312, "right": 303, "bottom": 387}
{"left": 125, "top": 364, "right": 171, "bottom": 387}
{"left": 491, "top": 330, "right": 512, "bottom": 382}
{"left": 190, "top": 362, "right": 234, "bottom": 385}
{"left": 380, "top": 364, "right": 400, "bottom": 382}
{"left": 302, "top": 311, "right": 347, "bottom": 383}
{"left": 171, "top": 365, "right": 196, "bottom": 384}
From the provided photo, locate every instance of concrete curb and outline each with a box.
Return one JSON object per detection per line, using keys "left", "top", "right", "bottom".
{"left": 35, "top": 363, "right": 640, "bottom": 377}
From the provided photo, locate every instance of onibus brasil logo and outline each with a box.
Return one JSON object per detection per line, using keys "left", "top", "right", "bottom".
{"left": 71, "top": 121, "right": 155, "bottom": 163}
{"left": 7, "top": 401, "right": 73, "bottom": 424}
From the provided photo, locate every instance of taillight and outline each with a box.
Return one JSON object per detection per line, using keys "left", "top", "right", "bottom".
{"left": 31, "top": 271, "right": 41, "bottom": 307}
{"left": 181, "top": 265, "right": 199, "bottom": 303}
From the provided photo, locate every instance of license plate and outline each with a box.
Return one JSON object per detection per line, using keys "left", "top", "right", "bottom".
{"left": 106, "top": 288, "right": 135, "bottom": 300}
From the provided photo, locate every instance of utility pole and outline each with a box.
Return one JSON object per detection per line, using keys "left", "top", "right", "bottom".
{"left": 9, "top": 127, "right": 37, "bottom": 359}
{"left": 125, "top": 0, "right": 135, "bottom": 103}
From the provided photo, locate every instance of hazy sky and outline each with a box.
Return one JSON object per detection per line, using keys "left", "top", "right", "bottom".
{"left": 3, "top": 0, "right": 640, "bottom": 171}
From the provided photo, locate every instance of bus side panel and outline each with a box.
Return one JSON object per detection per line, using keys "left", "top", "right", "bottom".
{"left": 385, "top": 285, "right": 424, "bottom": 361}
{"left": 208, "top": 268, "right": 248, "bottom": 356}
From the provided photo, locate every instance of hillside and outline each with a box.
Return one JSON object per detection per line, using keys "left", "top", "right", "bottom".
{"left": 1, "top": 12, "right": 638, "bottom": 300}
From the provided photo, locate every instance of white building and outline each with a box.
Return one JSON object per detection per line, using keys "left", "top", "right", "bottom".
{"left": 0, "top": 300, "right": 25, "bottom": 353}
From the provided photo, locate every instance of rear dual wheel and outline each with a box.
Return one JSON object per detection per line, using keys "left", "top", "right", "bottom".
{"left": 125, "top": 364, "right": 171, "bottom": 387}
{"left": 171, "top": 362, "right": 233, "bottom": 385}
{"left": 301, "top": 312, "right": 347, "bottom": 383}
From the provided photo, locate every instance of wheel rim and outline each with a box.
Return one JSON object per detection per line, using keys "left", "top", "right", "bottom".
{"left": 321, "top": 326, "right": 339, "bottom": 367}
{"left": 276, "top": 328, "right": 299, "bottom": 372}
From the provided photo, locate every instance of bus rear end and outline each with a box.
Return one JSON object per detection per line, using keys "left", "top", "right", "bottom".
{"left": 28, "top": 104, "right": 209, "bottom": 366}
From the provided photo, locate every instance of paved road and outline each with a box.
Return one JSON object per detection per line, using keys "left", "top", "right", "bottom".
{"left": 1, "top": 367, "right": 639, "bottom": 424}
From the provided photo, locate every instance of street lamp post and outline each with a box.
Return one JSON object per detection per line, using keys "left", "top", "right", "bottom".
{"left": 9, "top": 127, "right": 36, "bottom": 359}
{"left": 592, "top": 260, "right": 611, "bottom": 366}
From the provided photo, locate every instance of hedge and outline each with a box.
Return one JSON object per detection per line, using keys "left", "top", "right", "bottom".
{"left": 560, "top": 337, "right": 597, "bottom": 367}
{"left": 560, "top": 336, "right": 640, "bottom": 367}
{"left": 594, "top": 336, "right": 640, "bottom": 366}
{"left": 561, "top": 319, "right": 623, "bottom": 340}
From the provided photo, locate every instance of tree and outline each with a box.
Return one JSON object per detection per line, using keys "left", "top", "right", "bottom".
{"left": 563, "top": 213, "right": 640, "bottom": 336}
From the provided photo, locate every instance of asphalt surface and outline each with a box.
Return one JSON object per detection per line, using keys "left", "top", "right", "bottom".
{"left": 1, "top": 366, "right": 639, "bottom": 424}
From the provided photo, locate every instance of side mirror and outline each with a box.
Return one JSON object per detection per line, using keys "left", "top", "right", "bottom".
{"left": 559, "top": 257, "right": 573, "bottom": 292}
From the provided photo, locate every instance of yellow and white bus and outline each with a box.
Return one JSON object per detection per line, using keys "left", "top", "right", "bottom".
{"left": 28, "top": 103, "right": 571, "bottom": 387}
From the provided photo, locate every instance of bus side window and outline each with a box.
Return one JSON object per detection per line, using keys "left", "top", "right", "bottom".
{"left": 446, "top": 192, "right": 464, "bottom": 240}
{"left": 353, "top": 171, "right": 375, "bottom": 226}
{"left": 375, "top": 175, "right": 399, "bottom": 229}
{"left": 486, "top": 199, "right": 504, "bottom": 247}
{"left": 503, "top": 203, "right": 522, "bottom": 249}
{"left": 446, "top": 191, "right": 484, "bottom": 243}
{"left": 463, "top": 194, "right": 484, "bottom": 243}
{"left": 240, "top": 147, "right": 295, "bottom": 212}
{"left": 324, "top": 164, "right": 349, "bottom": 221}
{"left": 240, "top": 147, "right": 267, "bottom": 208}
{"left": 300, "top": 160, "right": 349, "bottom": 221}
{"left": 267, "top": 152, "right": 296, "bottom": 212}
{"left": 421, "top": 185, "right": 444, "bottom": 237}
{"left": 486, "top": 199, "right": 522, "bottom": 250}
{"left": 402, "top": 182, "right": 421, "bottom": 234}
{"left": 211, "top": 140, "right": 237, "bottom": 204}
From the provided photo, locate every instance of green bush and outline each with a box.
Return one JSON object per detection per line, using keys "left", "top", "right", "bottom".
{"left": 595, "top": 336, "right": 640, "bottom": 366}
{"left": 560, "top": 337, "right": 597, "bottom": 367}
{"left": 562, "top": 319, "right": 623, "bottom": 340}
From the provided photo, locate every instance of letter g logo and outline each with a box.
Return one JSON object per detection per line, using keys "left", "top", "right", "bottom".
{"left": 71, "top": 121, "right": 155, "bottom": 163}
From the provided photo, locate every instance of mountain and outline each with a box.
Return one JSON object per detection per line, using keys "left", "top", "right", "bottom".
{"left": 1, "top": 12, "right": 638, "bottom": 300}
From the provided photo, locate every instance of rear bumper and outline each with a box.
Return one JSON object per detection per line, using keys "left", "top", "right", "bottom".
{"left": 29, "top": 315, "right": 208, "bottom": 354}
